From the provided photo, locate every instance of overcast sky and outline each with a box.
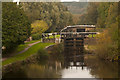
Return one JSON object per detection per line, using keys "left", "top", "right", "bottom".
{"left": 61, "top": 0, "right": 79, "bottom": 2}
{"left": 13, "top": 0, "right": 118, "bottom": 3}
{"left": 13, "top": 0, "right": 81, "bottom": 2}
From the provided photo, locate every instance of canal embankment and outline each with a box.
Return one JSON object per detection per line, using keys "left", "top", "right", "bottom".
{"left": 2, "top": 42, "right": 55, "bottom": 66}
{"left": 2, "top": 42, "right": 119, "bottom": 78}
{"left": 2, "top": 43, "right": 63, "bottom": 77}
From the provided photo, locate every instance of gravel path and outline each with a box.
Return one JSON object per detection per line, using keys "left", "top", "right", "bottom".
{"left": 2, "top": 41, "right": 41, "bottom": 61}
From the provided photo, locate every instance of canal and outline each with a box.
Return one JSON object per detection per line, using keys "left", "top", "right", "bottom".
{"left": 2, "top": 44, "right": 119, "bottom": 79}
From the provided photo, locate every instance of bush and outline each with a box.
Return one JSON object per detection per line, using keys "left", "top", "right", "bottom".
{"left": 95, "top": 28, "right": 118, "bottom": 60}
{"left": 49, "top": 44, "right": 64, "bottom": 61}
{"left": 32, "top": 33, "right": 42, "bottom": 40}
{"left": 37, "top": 48, "right": 49, "bottom": 59}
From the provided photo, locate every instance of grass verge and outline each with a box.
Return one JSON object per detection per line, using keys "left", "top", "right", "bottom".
{"left": 88, "top": 34, "right": 96, "bottom": 38}
{"left": 2, "top": 42, "right": 55, "bottom": 66}
{"left": 3, "top": 40, "right": 41, "bottom": 57}
{"left": 14, "top": 44, "right": 28, "bottom": 53}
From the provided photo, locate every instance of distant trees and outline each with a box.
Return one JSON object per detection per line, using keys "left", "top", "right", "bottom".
{"left": 62, "top": 2, "right": 88, "bottom": 25}
{"left": 78, "top": 3, "right": 99, "bottom": 25}
{"left": 2, "top": 3, "right": 31, "bottom": 51}
{"left": 78, "top": 2, "right": 118, "bottom": 28}
{"left": 96, "top": 3, "right": 111, "bottom": 28}
{"left": 20, "top": 2, "right": 73, "bottom": 32}
{"left": 90, "top": 2, "right": 118, "bottom": 60}
{"left": 86, "top": 3, "right": 98, "bottom": 24}
{"left": 78, "top": 2, "right": 119, "bottom": 60}
{"left": 96, "top": 2, "right": 118, "bottom": 44}
{"left": 62, "top": 2, "right": 88, "bottom": 14}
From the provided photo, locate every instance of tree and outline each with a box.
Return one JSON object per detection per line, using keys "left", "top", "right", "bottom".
{"left": 106, "top": 3, "right": 118, "bottom": 28}
{"left": 86, "top": 3, "right": 98, "bottom": 24}
{"left": 2, "top": 2, "right": 31, "bottom": 51}
{"left": 78, "top": 3, "right": 98, "bottom": 25}
{"left": 95, "top": 2, "right": 119, "bottom": 60}
{"left": 20, "top": 2, "right": 73, "bottom": 32}
{"left": 31, "top": 20, "right": 48, "bottom": 34}
{"left": 96, "top": 3, "right": 111, "bottom": 28}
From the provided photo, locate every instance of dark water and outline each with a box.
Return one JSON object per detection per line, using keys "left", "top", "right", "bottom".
{"left": 2, "top": 45, "right": 119, "bottom": 79}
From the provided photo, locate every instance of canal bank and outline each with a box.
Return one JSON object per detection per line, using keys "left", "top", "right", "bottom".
{"left": 2, "top": 42, "right": 55, "bottom": 66}
{"left": 2, "top": 43, "right": 64, "bottom": 78}
{"left": 2, "top": 43, "right": 119, "bottom": 78}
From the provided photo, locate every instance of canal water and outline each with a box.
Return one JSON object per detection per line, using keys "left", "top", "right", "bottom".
{"left": 2, "top": 44, "right": 119, "bottom": 79}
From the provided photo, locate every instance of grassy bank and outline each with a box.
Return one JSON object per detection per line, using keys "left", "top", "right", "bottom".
{"left": 25, "top": 39, "right": 41, "bottom": 44}
{"left": 3, "top": 42, "right": 55, "bottom": 66}
{"left": 88, "top": 34, "right": 96, "bottom": 38}
{"left": 3, "top": 40, "right": 41, "bottom": 57}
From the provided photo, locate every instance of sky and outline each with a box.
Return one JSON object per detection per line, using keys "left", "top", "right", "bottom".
{"left": 13, "top": 0, "right": 119, "bottom": 2}
{"left": 13, "top": 0, "right": 81, "bottom": 2}
{"left": 13, "top": 0, "right": 19, "bottom": 2}
{"left": 13, "top": 0, "right": 20, "bottom": 5}
{"left": 61, "top": 0, "right": 79, "bottom": 2}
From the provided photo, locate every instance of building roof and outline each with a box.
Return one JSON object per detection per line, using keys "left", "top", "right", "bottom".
{"left": 61, "top": 25, "right": 96, "bottom": 32}
{"left": 67, "top": 25, "right": 95, "bottom": 28}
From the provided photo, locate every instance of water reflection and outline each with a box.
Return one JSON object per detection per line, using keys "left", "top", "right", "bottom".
{"left": 25, "top": 64, "right": 61, "bottom": 78}
{"left": 61, "top": 43, "right": 94, "bottom": 78}
{"left": 63, "top": 55, "right": 85, "bottom": 69}
{"left": 85, "top": 57, "right": 119, "bottom": 78}
{"left": 61, "top": 56, "right": 94, "bottom": 78}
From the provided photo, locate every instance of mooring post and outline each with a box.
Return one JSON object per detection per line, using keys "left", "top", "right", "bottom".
{"left": 92, "top": 34, "right": 93, "bottom": 38}
{"left": 42, "top": 34, "right": 44, "bottom": 42}
{"left": 48, "top": 34, "right": 50, "bottom": 42}
{"left": 53, "top": 33, "right": 55, "bottom": 43}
